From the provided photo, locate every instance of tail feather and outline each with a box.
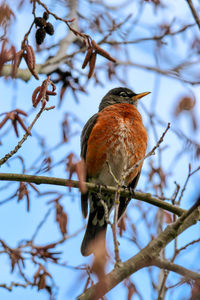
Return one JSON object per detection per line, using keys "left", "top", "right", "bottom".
{"left": 81, "top": 211, "right": 107, "bottom": 256}
{"left": 81, "top": 194, "right": 109, "bottom": 256}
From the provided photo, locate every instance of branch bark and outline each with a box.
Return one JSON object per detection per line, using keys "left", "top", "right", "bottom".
{"left": 153, "top": 258, "right": 200, "bottom": 280}
{"left": 186, "top": 0, "right": 200, "bottom": 30}
{"left": 0, "top": 173, "right": 186, "bottom": 216}
{"left": 77, "top": 205, "right": 200, "bottom": 299}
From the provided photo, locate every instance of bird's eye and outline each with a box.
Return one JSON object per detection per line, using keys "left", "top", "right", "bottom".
{"left": 119, "top": 91, "right": 128, "bottom": 97}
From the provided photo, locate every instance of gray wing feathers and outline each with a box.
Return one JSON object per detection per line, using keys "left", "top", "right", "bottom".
{"left": 81, "top": 113, "right": 98, "bottom": 218}
{"left": 81, "top": 113, "right": 98, "bottom": 159}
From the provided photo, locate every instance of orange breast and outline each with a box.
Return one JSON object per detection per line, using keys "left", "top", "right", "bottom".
{"left": 86, "top": 103, "right": 147, "bottom": 186}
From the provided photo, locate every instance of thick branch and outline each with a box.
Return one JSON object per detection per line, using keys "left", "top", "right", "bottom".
{"left": 77, "top": 206, "right": 200, "bottom": 299}
{"left": 153, "top": 258, "right": 200, "bottom": 280}
{"left": 0, "top": 173, "right": 186, "bottom": 216}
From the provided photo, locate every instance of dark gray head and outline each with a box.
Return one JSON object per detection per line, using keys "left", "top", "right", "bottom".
{"left": 99, "top": 87, "right": 150, "bottom": 111}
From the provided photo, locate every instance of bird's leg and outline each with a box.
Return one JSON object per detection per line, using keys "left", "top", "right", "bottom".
{"left": 100, "top": 199, "right": 111, "bottom": 225}
{"left": 96, "top": 184, "right": 110, "bottom": 225}
{"left": 129, "top": 187, "right": 135, "bottom": 195}
{"left": 111, "top": 181, "right": 122, "bottom": 264}
{"left": 96, "top": 183, "right": 107, "bottom": 201}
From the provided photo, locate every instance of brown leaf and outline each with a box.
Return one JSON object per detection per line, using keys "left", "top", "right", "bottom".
{"left": 14, "top": 109, "right": 27, "bottom": 116}
{"left": 0, "top": 114, "right": 9, "bottom": 129}
{"left": 127, "top": 284, "right": 137, "bottom": 300}
{"left": 38, "top": 273, "right": 46, "bottom": 290}
{"left": 10, "top": 249, "right": 24, "bottom": 272}
{"left": 60, "top": 83, "right": 68, "bottom": 101}
{"left": 90, "top": 234, "right": 108, "bottom": 299}
{"left": 62, "top": 114, "right": 70, "bottom": 142}
{"left": 90, "top": 231, "right": 107, "bottom": 280}
{"left": 33, "top": 266, "right": 42, "bottom": 284}
{"left": 174, "top": 96, "right": 195, "bottom": 116}
{"left": 118, "top": 215, "right": 126, "bottom": 236}
{"left": 56, "top": 203, "right": 68, "bottom": 235}
{"left": 12, "top": 118, "right": 19, "bottom": 137}
{"left": 16, "top": 115, "right": 31, "bottom": 136}
{"left": 75, "top": 159, "right": 87, "bottom": 193}
{"left": 46, "top": 90, "right": 57, "bottom": 96}
{"left": 164, "top": 211, "right": 173, "bottom": 224}
{"left": 18, "top": 182, "right": 30, "bottom": 211}
{"left": 0, "top": 3, "right": 15, "bottom": 26}
{"left": 12, "top": 49, "right": 23, "bottom": 77}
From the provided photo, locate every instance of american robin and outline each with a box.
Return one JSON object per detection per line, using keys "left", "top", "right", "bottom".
{"left": 80, "top": 87, "right": 150, "bottom": 256}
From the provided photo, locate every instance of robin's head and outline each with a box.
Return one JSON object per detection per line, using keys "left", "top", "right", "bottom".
{"left": 99, "top": 87, "right": 150, "bottom": 111}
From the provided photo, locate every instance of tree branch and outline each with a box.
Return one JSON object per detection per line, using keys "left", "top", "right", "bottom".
{"left": 153, "top": 258, "right": 200, "bottom": 280}
{"left": 0, "top": 173, "right": 186, "bottom": 216}
{"left": 0, "top": 106, "right": 45, "bottom": 167}
{"left": 77, "top": 204, "right": 200, "bottom": 299}
{"left": 186, "top": 0, "right": 200, "bottom": 30}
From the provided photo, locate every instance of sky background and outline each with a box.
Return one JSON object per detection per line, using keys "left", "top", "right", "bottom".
{"left": 0, "top": 0, "right": 200, "bottom": 299}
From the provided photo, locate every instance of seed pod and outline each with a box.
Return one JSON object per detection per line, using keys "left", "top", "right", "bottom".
{"left": 26, "top": 45, "right": 35, "bottom": 70}
{"left": 82, "top": 48, "right": 93, "bottom": 69}
{"left": 11, "top": 47, "right": 21, "bottom": 78}
{"left": 23, "top": 49, "right": 39, "bottom": 80}
{"left": 34, "top": 17, "right": 46, "bottom": 28}
{"left": 32, "top": 86, "right": 41, "bottom": 107}
{"left": 43, "top": 11, "right": 49, "bottom": 20}
{"left": 88, "top": 51, "right": 97, "bottom": 79}
{"left": 46, "top": 90, "right": 57, "bottom": 96}
{"left": 15, "top": 109, "right": 28, "bottom": 116}
{"left": 35, "top": 28, "right": 46, "bottom": 45}
{"left": 16, "top": 115, "right": 31, "bottom": 136}
{"left": 91, "top": 39, "right": 116, "bottom": 63}
{"left": 45, "top": 22, "right": 54, "bottom": 35}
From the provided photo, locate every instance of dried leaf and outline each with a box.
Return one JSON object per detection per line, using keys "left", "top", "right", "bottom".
{"left": 164, "top": 211, "right": 173, "bottom": 224}
{"left": 75, "top": 159, "right": 87, "bottom": 193}
{"left": 38, "top": 273, "right": 46, "bottom": 290}
{"left": 118, "top": 215, "right": 126, "bottom": 236}
{"left": 16, "top": 115, "right": 31, "bottom": 136}
{"left": 56, "top": 203, "right": 68, "bottom": 235}
{"left": 174, "top": 96, "right": 195, "bottom": 116}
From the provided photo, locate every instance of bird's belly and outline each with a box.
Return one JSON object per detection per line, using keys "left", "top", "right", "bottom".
{"left": 92, "top": 119, "right": 142, "bottom": 187}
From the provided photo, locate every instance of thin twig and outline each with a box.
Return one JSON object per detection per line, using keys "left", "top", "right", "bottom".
{"left": 112, "top": 185, "right": 121, "bottom": 263}
{"left": 128, "top": 123, "right": 170, "bottom": 174}
{"left": 0, "top": 106, "right": 45, "bottom": 167}
{"left": 154, "top": 258, "right": 200, "bottom": 280}
{"left": 186, "top": 0, "right": 200, "bottom": 30}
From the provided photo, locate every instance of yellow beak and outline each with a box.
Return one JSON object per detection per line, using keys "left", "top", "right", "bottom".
{"left": 131, "top": 91, "right": 151, "bottom": 101}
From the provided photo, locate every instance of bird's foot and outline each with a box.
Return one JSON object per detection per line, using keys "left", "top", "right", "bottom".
{"left": 97, "top": 183, "right": 107, "bottom": 195}
{"left": 114, "top": 260, "right": 123, "bottom": 269}
{"left": 129, "top": 187, "right": 135, "bottom": 195}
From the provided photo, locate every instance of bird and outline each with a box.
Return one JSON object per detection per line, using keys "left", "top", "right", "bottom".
{"left": 80, "top": 87, "right": 150, "bottom": 256}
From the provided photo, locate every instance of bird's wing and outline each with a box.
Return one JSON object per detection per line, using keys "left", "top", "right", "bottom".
{"left": 81, "top": 113, "right": 98, "bottom": 218}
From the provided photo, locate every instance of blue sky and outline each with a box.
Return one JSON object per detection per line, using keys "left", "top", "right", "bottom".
{"left": 0, "top": 1, "right": 200, "bottom": 299}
